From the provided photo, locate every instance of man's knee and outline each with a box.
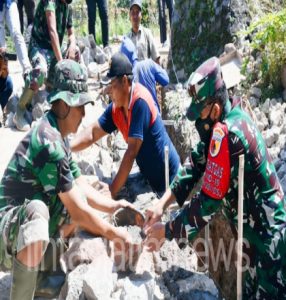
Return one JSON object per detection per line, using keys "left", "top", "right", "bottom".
{"left": 26, "top": 65, "right": 47, "bottom": 89}
{"left": 16, "top": 200, "right": 50, "bottom": 254}
{"left": 26, "top": 200, "right": 50, "bottom": 222}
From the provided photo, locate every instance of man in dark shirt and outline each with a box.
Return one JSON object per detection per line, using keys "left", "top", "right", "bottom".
{"left": 71, "top": 52, "right": 180, "bottom": 198}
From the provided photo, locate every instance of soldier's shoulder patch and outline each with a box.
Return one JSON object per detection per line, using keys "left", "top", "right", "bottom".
{"left": 210, "top": 126, "right": 225, "bottom": 158}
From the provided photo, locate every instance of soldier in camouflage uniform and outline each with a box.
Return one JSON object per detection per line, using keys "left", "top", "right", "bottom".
{"left": 0, "top": 59, "right": 135, "bottom": 300}
{"left": 13, "top": 0, "right": 78, "bottom": 132}
{"left": 144, "top": 57, "right": 286, "bottom": 299}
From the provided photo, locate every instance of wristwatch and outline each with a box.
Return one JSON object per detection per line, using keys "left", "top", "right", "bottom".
{"left": 165, "top": 222, "right": 174, "bottom": 241}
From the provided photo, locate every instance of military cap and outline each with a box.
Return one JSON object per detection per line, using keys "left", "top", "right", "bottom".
{"left": 186, "top": 57, "right": 224, "bottom": 121}
{"left": 48, "top": 59, "right": 93, "bottom": 107}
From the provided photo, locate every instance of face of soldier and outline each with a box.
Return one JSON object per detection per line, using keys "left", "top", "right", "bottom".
{"left": 130, "top": 5, "right": 142, "bottom": 32}
{"left": 195, "top": 103, "right": 216, "bottom": 146}
{"left": 69, "top": 105, "right": 85, "bottom": 133}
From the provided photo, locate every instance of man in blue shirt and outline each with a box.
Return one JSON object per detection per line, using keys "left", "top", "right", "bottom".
{"left": 0, "top": 49, "right": 13, "bottom": 127}
{"left": 71, "top": 53, "right": 180, "bottom": 198}
{"left": 120, "top": 36, "right": 169, "bottom": 112}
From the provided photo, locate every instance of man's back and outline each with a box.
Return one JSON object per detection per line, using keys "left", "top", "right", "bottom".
{"left": 134, "top": 59, "right": 169, "bottom": 112}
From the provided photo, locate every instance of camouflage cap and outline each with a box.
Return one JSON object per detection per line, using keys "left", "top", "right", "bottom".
{"left": 48, "top": 59, "right": 93, "bottom": 107}
{"left": 186, "top": 57, "right": 223, "bottom": 121}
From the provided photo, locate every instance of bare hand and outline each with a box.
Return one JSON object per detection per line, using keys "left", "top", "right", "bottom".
{"left": 65, "top": 45, "right": 76, "bottom": 61}
{"left": 144, "top": 222, "right": 166, "bottom": 252}
{"left": 143, "top": 204, "right": 163, "bottom": 231}
{"left": 115, "top": 199, "right": 136, "bottom": 211}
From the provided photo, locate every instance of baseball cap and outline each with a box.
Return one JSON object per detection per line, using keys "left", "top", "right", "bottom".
{"left": 130, "top": 0, "right": 142, "bottom": 10}
{"left": 101, "top": 52, "right": 133, "bottom": 85}
{"left": 48, "top": 59, "right": 93, "bottom": 107}
{"left": 186, "top": 57, "right": 224, "bottom": 121}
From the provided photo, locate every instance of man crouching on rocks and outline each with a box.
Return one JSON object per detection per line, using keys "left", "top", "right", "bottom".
{"left": 0, "top": 59, "right": 136, "bottom": 300}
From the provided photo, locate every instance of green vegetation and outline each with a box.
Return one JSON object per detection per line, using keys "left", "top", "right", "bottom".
{"left": 242, "top": 9, "right": 286, "bottom": 96}
{"left": 72, "top": 0, "right": 159, "bottom": 45}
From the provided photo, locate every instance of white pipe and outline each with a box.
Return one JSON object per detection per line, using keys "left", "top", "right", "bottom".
{"left": 237, "top": 154, "right": 245, "bottom": 300}
{"left": 164, "top": 145, "right": 169, "bottom": 191}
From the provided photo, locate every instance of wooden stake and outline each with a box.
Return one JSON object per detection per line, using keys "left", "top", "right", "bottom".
{"left": 237, "top": 154, "right": 245, "bottom": 300}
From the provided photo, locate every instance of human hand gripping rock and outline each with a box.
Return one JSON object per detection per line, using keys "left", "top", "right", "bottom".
{"left": 143, "top": 203, "right": 164, "bottom": 231}
{"left": 144, "top": 222, "right": 166, "bottom": 252}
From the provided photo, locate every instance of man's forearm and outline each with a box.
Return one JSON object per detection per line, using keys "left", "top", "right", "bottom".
{"left": 159, "top": 188, "right": 176, "bottom": 211}
{"left": 49, "top": 30, "right": 62, "bottom": 62}
{"left": 76, "top": 176, "right": 118, "bottom": 213}
{"left": 110, "top": 150, "right": 135, "bottom": 198}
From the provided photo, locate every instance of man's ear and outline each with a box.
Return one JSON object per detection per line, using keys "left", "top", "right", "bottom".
{"left": 212, "top": 103, "right": 222, "bottom": 121}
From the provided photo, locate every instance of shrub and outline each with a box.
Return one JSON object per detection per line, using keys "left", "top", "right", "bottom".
{"left": 243, "top": 9, "right": 286, "bottom": 91}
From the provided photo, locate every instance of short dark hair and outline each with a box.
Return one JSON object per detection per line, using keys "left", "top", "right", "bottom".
{"left": 117, "top": 74, "right": 133, "bottom": 84}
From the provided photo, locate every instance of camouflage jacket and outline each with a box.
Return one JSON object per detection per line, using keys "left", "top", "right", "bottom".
{"left": 0, "top": 111, "right": 81, "bottom": 236}
{"left": 169, "top": 101, "right": 286, "bottom": 253}
{"left": 30, "top": 0, "right": 72, "bottom": 50}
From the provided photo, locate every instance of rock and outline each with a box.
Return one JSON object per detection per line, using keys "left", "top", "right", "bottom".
{"left": 59, "top": 264, "right": 88, "bottom": 300}
{"left": 249, "top": 96, "right": 258, "bottom": 108}
{"left": 82, "top": 47, "right": 91, "bottom": 68}
{"left": 261, "top": 98, "right": 270, "bottom": 115}
{"left": 269, "top": 107, "right": 283, "bottom": 127}
{"left": 176, "top": 273, "right": 218, "bottom": 297}
{"left": 277, "top": 163, "right": 286, "bottom": 179}
{"left": 280, "top": 149, "right": 286, "bottom": 161}
{"left": 88, "top": 62, "right": 99, "bottom": 78}
{"left": 77, "top": 160, "right": 96, "bottom": 175}
{"left": 113, "top": 225, "right": 143, "bottom": 272}
{"left": 119, "top": 272, "right": 155, "bottom": 300}
{"left": 153, "top": 241, "right": 197, "bottom": 276}
{"left": 99, "top": 149, "right": 113, "bottom": 171}
{"left": 254, "top": 109, "right": 268, "bottom": 131}
{"left": 264, "top": 126, "right": 280, "bottom": 148}
{"left": 280, "top": 174, "right": 286, "bottom": 194}
{"left": 82, "top": 257, "right": 115, "bottom": 300}
{"left": 276, "top": 134, "right": 286, "bottom": 151}
{"left": 95, "top": 46, "right": 108, "bottom": 64}
{"left": 60, "top": 232, "right": 109, "bottom": 273}
{"left": 250, "top": 87, "right": 262, "bottom": 99}
{"left": 268, "top": 147, "right": 280, "bottom": 160}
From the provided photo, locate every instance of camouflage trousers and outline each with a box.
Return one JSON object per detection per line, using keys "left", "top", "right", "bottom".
{"left": 243, "top": 228, "right": 286, "bottom": 299}
{"left": 26, "top": 39, "right": 57, "bottom": 90}
{"left": 0, "top": 200, "right": 50, "bottom": 271}
{"left": 26, "top": 39, "right": 82, "bottom": 91}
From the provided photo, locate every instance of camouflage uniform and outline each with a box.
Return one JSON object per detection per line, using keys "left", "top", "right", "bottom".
{"left": 166, "top": 57, "right": 286, "bottom": 299}
{"left": 0, "top": 60, "right": 90, "bottom": 274}
{"left": 26, "top": 0, "right": 73, "bottom": 88}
